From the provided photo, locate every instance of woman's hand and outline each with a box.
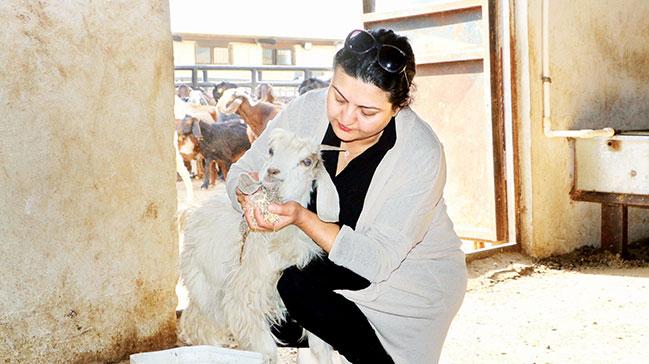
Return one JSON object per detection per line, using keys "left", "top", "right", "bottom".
{"left": 253, "top": 201, "right": 305, "bottom": 232}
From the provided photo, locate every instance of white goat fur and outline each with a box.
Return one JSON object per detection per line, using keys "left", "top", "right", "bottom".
{"left": 179, "top": 129, "right": 337, "bottom": 363}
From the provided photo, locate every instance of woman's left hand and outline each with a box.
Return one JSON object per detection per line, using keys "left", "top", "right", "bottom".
{"left": 252, "top": 201, "right": 305, "bottom": 232}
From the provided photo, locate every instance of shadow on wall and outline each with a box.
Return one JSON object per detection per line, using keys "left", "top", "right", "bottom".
{"left": 574, "top": 91, "right": 649, "bottom": 131}
{"left": 571, "top": 23, "right": 649, "bottom": 131}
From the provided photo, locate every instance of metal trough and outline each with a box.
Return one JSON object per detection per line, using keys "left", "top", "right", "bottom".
{"left": 571, "top": 131, "right": 649, "bottom": 255}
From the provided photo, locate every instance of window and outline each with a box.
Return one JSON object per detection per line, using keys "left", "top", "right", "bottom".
{"left": 262, "top": 48, "right": 274, "bottom": 65}
{"left": 196, "top": 45, "right": 211, "bottom": 64}
{"left": 262, "top": 48, "right": 294, "bottom": 65}
{"left": 213, "top": 47, "right": 229, "bottom": 64}
{"left": 195, "top": 43, "right": 231, "bottom": 64}
{"left": 276, "top": 49, "right": 292, "bottom": 65}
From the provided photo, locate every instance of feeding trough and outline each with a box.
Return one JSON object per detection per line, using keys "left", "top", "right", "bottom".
{"left": 571, "top": 131, "right": 649, "bottom": 255}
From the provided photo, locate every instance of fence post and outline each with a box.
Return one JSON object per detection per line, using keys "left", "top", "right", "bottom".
{"left": 191, "top": 67, "right": 198, "bottom": 89}
{"left": 251, "top": 69, "right": 257, "bottom": 94}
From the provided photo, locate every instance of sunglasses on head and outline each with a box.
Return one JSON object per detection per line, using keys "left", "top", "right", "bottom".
{"left": 344, "top": 29, "right": 409, "bottom": 83}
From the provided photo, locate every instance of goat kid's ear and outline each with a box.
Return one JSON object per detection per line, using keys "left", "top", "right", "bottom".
{"left": 191, "top": 118, "right": 203, "bottom": 139}
{"left": 226, "top": 98, "right": 243, "bottom": 113}
{"left": 315, "top": 166, "right": 339, "bottom": 223}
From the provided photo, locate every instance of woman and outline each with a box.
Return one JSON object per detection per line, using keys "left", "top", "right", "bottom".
{"left": 226, "top": 28, "right": 467, "bottom": 364}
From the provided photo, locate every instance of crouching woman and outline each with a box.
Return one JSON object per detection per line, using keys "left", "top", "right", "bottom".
{"left": 226, "top": 28, "right": 468, "bottom": 364}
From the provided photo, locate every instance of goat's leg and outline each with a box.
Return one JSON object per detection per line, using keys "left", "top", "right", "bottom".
{"left": 237, "top": 320, "right": 278, "bottom": 364}
{"left": 196, "top": 155, "right": 205, "bottom": 179}
{"left": 178, "top": 303, "right": 230, "bottom": 346}
{"left": 218, "top": 160, "right": 232, "bottom": 181}
{"left": 224, "top": 299, "right": 278, "bottom": 363}
{"left": 209, "top": 160, "right": 218, "bottom": 185}
{"left": 201, "top": 157, "right": 212, "bottom": 189}
{"left": 183, "top": 160, "right": 196, "bottom": 178}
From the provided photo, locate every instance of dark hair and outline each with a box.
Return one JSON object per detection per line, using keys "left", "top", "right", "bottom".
{"left": 333, "top": 28, "right": 416, "bottom": 109}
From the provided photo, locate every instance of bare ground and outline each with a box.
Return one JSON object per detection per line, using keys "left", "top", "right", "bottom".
{"left": 439, "top": 246, "right": 649, "bottom": 364}
{"left": 177, "top": 180, "right": 649, "bottom": 364}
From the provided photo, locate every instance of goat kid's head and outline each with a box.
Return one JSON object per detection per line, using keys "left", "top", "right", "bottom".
{"left": 217, "top": 88, "right": 251, "bottom": 115}
{"left": 175, "top": 116, "right": 203, "bottom": 156}
{"left": 246, "top": 128, "right": 339, "bottom": 223}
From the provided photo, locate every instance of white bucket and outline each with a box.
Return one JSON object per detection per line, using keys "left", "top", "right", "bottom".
{"left": 130, "top": 345, "right": 264, "bottom": 364}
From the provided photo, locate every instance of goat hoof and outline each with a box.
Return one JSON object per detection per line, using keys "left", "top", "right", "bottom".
{"left": 200, "top": 183, "right": 209, "bottom": 190}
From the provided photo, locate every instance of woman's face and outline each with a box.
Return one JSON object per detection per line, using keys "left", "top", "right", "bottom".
{"left": 326, "top": 67, "right": 397, "bottom": 143}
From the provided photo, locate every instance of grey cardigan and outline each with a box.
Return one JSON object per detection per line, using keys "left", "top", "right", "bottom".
{"left": 226, "top": 88, "right": 467, "bottom": 364}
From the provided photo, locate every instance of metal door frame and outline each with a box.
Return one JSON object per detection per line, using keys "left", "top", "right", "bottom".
{"left": 361, "top": 0, "right": 520, "bottom": 253}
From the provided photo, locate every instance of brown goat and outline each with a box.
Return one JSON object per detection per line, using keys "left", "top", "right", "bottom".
{"left": 217, "top": 89, "right": 281, "bottom": 142}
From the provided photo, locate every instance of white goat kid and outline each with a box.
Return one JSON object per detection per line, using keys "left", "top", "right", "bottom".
{"left": 179, "top": 128, "right": 340, "bottom": 364}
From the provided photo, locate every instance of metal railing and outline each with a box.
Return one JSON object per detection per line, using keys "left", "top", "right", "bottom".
{"left": 174, "top": 65, "right": 332, "bottom": 95}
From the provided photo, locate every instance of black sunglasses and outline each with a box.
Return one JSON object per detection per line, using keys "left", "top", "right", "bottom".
{"left": 344, "top": 29, "right": 410, "bottom": 85}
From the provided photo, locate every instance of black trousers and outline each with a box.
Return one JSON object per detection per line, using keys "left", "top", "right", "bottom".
{"left": 272, "top": 257, "right": 394, "bottom": 364}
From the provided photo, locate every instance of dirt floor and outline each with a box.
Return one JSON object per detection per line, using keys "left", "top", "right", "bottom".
{"left": 177, "top": 180, "right": 649, "bottom": 364}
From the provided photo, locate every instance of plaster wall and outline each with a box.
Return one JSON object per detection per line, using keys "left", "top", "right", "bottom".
{"left": 519, "top": 0, "right": 649, "bottom": 256}
{"left": 0, "top": 1, "right": 178, "bottom": 362}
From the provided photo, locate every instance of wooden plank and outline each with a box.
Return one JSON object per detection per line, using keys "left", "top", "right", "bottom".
{"left": 362, "top": 0, "right": 483, "bottom": 23}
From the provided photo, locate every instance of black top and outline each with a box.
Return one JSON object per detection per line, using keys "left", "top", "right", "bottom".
{"left": 308, "top": 118, "right": 397, "bottom": 229}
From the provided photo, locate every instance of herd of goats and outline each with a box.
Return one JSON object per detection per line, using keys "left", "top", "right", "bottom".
{"left": 174, "top": 78, "right": 329, "bottom": 194}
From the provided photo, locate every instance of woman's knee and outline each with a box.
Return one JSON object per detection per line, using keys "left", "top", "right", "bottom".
{"left": 277, "top": 266, "right": 304, "bottom": 310}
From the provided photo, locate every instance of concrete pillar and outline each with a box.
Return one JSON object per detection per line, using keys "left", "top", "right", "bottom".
{"left": 0, "top": 1, "right": 178, "bottom": 362}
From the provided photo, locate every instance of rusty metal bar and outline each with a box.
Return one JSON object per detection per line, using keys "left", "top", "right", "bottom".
{"left": 488, "top": 0, "right": 509, "bottom": 242}
{"left": 600, "top": 204, "right": 628, "bottom": 256}
{"left": 570, "top": 190, "right": 649, "bottom": 208}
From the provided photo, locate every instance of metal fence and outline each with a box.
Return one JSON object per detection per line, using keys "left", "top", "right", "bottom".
{"left": 174, "top": 65, "right": 332, "bottom": 98}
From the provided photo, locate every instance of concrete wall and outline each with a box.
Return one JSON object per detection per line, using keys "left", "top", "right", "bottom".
{"left": 516, "top": 0, "right": 649, "bottom": 256}
{"left": 0, "top": 1, "right": 178, "bottom": 362}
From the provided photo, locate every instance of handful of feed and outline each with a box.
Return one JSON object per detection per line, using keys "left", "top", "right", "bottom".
{"left": 245, "top": 184, "right": 282, "bottom": 227}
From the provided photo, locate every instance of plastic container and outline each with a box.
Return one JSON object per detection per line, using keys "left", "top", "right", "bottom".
{"left": 130, "top": 345, "right": 264, "bottom": 364}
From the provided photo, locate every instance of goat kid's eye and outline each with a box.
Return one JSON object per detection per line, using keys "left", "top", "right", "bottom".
{"left": 268, "top": 148, "right": 274, "bottom": 156}
{"left": 301, "top": 159, "right": 312, "bottom": 167}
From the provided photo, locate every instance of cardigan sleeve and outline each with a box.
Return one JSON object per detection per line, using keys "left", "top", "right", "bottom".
{"left": 225, "top": 95, "right": 305, "bottom": 211}
{"left": 328, "top": 144, "right": 447, "bottom": 283}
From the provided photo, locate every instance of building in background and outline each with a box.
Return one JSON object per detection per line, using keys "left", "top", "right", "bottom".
{"left": 169, "top": 0, "right": 363, "bottom": 96}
